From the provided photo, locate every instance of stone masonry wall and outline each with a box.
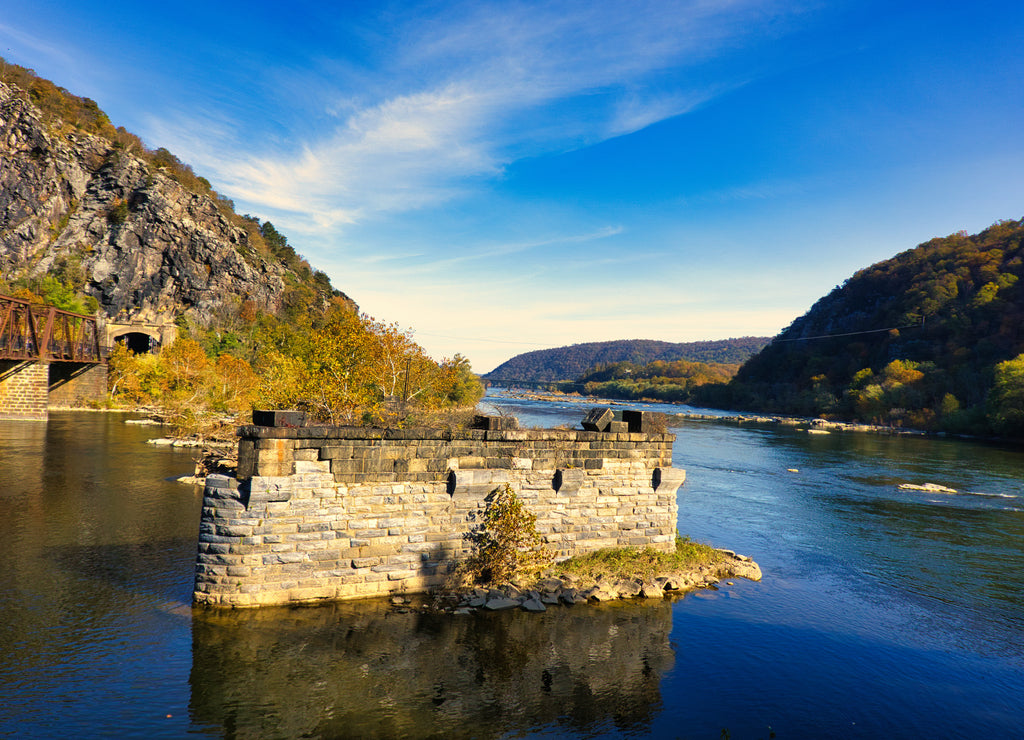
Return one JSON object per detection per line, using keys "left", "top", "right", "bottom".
{"left": 194, "top": 422, "right": 685, "bottom": 608}
{"left": 47, "top": 362, "right": 108, "bottom": 408}
{"left": 0, "top": 360, "right": 48, "bottom": 420}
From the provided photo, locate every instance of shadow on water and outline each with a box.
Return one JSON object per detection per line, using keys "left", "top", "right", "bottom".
{"left": 189, "top": 599, "right": 675, "bottom": 739}
{"left": 46, "top": 537, "right": 199, "bottom": 605}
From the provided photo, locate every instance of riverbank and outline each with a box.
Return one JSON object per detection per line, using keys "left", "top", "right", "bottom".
{"left": 491, "top": 387, "right": 946, "bottom": 438}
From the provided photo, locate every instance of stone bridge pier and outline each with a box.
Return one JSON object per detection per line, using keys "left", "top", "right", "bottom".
{"left": 0, "top": 360, "right": 109, "bottom": 420}
{"left": 0, "top": 360, "right": 49, "bottom": 420}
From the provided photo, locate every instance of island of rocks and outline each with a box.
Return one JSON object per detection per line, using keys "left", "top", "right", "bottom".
{"left": 399, "top": 550, "right": 763, "bottom": 615}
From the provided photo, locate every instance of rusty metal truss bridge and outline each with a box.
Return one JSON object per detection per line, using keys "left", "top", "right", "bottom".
{"left": 0, "top": 292, "right": 102, "bottom": 363}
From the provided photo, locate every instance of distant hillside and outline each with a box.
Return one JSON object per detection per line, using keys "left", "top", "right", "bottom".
{"left": 485, "top": 337, "right": 770, "bottom": 383}
{"left": 717, "top": 218, "right": 1024, "bottom": 435}
{"left": 0, "top": 60, "right": 349, "bottom": 327}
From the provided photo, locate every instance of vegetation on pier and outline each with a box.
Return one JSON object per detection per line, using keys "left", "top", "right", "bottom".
{"left": 556, "top": 536, "right": 724, "bottom": 582}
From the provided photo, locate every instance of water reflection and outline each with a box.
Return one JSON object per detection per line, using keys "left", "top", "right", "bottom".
{"left": 190, "top": 599, "right": 675, "bottom": 739}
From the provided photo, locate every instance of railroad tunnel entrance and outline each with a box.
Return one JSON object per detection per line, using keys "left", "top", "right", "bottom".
{"left": 115, "top": 331, "right": 159, "bottom": 354}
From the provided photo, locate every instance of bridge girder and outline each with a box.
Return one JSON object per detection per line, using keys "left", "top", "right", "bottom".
{"left": 0, "top": 293, "right": 103, "bottom": 364}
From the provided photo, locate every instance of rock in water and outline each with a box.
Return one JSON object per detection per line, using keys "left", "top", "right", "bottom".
{"left": 639, "top": 581, "right": 664, "bottom": 599}
{"left": 483, "top": 596, "right": 520, "bottom": 611}
{"left": 898, "top": 483, "right": 957, "bottom": 494}
{"left": 521, "top": 598, "right": 547, "bottom": 612}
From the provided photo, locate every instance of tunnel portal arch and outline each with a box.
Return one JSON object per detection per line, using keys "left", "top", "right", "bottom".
{"left": 103, "top": 322, "right": 177, "bottom": 355}
{"left": 113, "top": 331, "right": 160, "bottom": 354}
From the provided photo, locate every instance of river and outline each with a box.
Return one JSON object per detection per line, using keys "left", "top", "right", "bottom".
{"left": 1, "top": 398, "right": 1022, "bottom": 738}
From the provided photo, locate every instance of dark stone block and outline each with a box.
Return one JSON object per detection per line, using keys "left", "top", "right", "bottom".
{"left": 581, "top": 407, "right": 614, "bottom": 432}
{"left": 622, "top": 409, "right": 650, "bottom": 433}
{"left": 236, "top": 439, "right": 256, "bottom": 480}
{"left": 472, "top": 414, "right": 519, "bottom": 431}
{"left": 252, "top": 409, "right": 306, "bottom": 427}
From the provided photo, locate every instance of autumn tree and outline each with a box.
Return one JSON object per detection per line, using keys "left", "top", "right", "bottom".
{"left": 108, "top": 338, "right": 259, "bottom": 438}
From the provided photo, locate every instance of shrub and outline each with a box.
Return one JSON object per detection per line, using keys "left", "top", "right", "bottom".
{"left": 457, "top": 483, "right": 552, "bottom": 586}
{"left": 107, "top": 199, "right": 129, "bottom": 225}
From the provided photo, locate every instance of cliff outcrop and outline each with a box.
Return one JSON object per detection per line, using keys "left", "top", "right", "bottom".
{"left": 0, "top": 79, "right": 342, "bottom": 325}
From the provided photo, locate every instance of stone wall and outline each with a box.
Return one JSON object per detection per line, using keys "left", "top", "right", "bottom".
{"left": 194, "top": 418, "right": 685, "bottom": 608}
{"left": 47, "top": 362, "right": 108, "bottom": 408}
{"left": 0, "top": 360, "right": 48, "bottom": 420}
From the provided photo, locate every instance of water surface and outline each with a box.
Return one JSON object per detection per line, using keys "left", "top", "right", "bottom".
{"left": 1, "top": 406, "right": 1022, "bottom": 738}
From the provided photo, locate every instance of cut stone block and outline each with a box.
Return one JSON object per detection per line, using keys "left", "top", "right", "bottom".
{"left": 554, "top": 467, "right": 586, "bottom": 494}
{"left": 472, "top": 414, "right": 519, "bottom": 430}
{"left": 252, "top": 410, "right": 307, "bottom": 428}
{"left": 581, "top": 407, "right": 614, "bottom": 432}
{"left": 653, "top": 467, "right": 686, "bottom": 495}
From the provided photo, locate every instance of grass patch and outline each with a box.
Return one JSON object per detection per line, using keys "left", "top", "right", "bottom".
{"left": 554, "top": 535, "right": 724, "bottom": 582}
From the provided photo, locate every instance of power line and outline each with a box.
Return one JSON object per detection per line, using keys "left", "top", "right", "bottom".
{"left": 413, "top": 331, "right": 554, "bottom": 346}
{"left": 774, "top": 319, "right": 923, "bottom": 343}
{"left": 420, "top": 317, "right": 923, "bottom": 349}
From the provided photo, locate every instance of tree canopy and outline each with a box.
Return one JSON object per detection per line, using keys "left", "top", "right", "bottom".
{"left": 109, "top": 299, "right": 484, "bottom": 436}
{"left": 717, "top": 218, "right": 1024, "bottom": 436}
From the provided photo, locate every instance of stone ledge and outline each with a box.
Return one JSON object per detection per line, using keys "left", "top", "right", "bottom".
{"left": 237, "top": 424, "right": 675, "bottom": 445}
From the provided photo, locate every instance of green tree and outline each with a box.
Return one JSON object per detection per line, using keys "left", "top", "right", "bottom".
{"left": 988, "top": 354, "right": 1024, "bottom": 436}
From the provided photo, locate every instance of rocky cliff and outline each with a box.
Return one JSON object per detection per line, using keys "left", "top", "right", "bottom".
{"left": 0, "top": 79, "right": 343, "bottom": 325}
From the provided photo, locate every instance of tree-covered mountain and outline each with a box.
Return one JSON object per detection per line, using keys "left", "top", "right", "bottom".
{"left": 484, "top": 337, "right": 770, "bottom": 383}
{"left": 554, "top": 358, "right": 741, "bottom": 403}
{"left": 0, "top": 60, "right": 346, "bottom": 326}
{"left": 712, "top": 218, "right": 1024, "bottom": 435}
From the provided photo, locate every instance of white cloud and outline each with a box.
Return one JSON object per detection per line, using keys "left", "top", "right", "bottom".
{"left": 145, "top": 0, "right": 796, "bottom": 237}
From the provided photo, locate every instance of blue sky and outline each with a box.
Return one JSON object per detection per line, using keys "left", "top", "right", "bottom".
{"left": 3, "top": 1, "right": 1023, "bottom": 372}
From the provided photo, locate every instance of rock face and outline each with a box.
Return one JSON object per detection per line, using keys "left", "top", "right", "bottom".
{"left": 0, "top": 80, "right": 343, "bottom": 325}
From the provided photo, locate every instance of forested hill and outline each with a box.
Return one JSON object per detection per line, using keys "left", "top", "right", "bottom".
{"left": 721, "top": 218, "right": 1024, "bottom": 435}
{"left": 485, "top": 337, "right": 770, "bottom": 383}
{"left": 0, "top": 60, "right": 347, "bottom": 326}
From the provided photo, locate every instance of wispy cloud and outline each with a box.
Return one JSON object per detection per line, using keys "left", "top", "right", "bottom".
{"left": 320, "top": 225, "right": 624, "bottom": 286}
{"left": 0, "top": 23, "right": 94, "bottom": 93}
{"left": 146, "top": 0, "right": 797, "bottom": 236}
{"left": 422, "top": 225, "right": 626, "bottom": 268}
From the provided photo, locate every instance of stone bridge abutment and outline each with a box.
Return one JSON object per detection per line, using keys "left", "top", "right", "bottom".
{"left": 194, "top": 411, "right": 685, "bottom": 608}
